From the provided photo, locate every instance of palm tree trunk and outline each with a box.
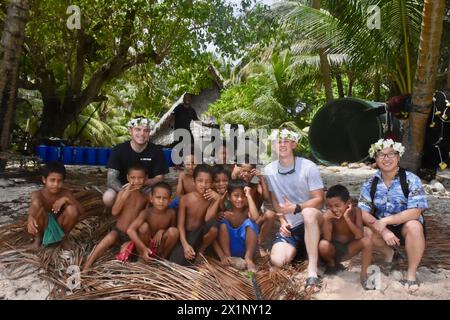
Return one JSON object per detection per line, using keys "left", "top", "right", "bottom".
{"left": 374, "top": 72, "right": 381, "bottom": 101}
{"left": 312, "top": 0, "right": 333, "bottom": 102}
{"left": 336, "top": 73, "right": 344, "bottom": 98}
{"left": 347, "top": 73, "right": 354, "bottom": 97}
{"left": 400, "top": 0, "right": 446, "bottom": 172}
{"left": 0, "top": 0, "right": 30, "bottom": 172}
{"left": 447, "top": 58, "right": 450, "bottom": 87}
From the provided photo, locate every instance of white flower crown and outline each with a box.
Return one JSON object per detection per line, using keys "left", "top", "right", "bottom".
{"left": 368, "top": 139, "right": 405, "bottom": 158}
{"left": 268, "top": 128, "right": 300, "bottom": 143}
{"left": 127, "top": 117, "right": 154, "bottom": 129}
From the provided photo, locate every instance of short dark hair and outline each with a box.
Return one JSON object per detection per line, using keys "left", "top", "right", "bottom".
{"left": 227, "top": 179, "right": 247, "bottom": 194}
{"left": 193, "top": 163, "right": 213, "bottom": 179}
{"left": 213, "top": 164, "right": 231, "bottom": 180}
{"left": 41, "top": 161, "right": 66, "bottom": 179}
{"left": 127, "top": 162, "right": 147, "bottom": 174}
{"left": 237, "top": 154, "right": 256, "bottom": 168}
{"left": 152, "top": 181, "right": 172, "bottom": 196}
{"left": 326, "top": 184, "right": 350, "bottom": 202}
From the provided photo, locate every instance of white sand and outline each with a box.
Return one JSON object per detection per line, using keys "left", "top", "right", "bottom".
{"left": 314, "top": 265, "right": 450, "bottom": 300}
{"left": 1, "top": 165, "right": 449, "bottom": 300}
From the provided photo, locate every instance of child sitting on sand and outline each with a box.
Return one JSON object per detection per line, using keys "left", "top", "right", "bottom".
{"left": 319, "top": 184, "right": 374, "bottom": 290}
{"left": 127, "top": 182, "right": 178, "bottom": 261}
{"left": 216, "top": 179, "right": 260, "bottom": 272}
{"left": 169, "top": 164, "right": 219, "bottom": 265}
{"left": 233, "top": 158, "right": 275, "bottom": 256}
{"left": 83, "top": 163, "right": 148, "bottom": 271}
{"left": 27, "top": 162, "right": 84, "bottom": 250}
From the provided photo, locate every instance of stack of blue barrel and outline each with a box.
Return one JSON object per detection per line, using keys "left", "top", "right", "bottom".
{"left": 35, "top": 146, "right": 111, "bottom": 166}
{"left": 36, "top": 146, "right": 175, "bottom": 167}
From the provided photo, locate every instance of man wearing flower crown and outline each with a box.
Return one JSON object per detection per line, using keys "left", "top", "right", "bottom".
{"left": 102, "top": 117, "right": 169, "bottom": 207}
{"left": 264, "top": 127, "right": 325, "bottom": 290}
{"left": 358, "top": 139, "right": 428, "bottom": 291}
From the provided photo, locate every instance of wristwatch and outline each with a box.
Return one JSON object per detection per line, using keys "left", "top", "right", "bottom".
{"left": 294, "top": 203, "right": 302, "bottom": 215}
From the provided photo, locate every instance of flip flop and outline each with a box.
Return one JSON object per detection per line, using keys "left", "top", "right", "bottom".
{"left": 381, "top": 247, "right": 404, "bottom": 275}
{"left": 399, "top": 279, "right": 420, "bottom": 291}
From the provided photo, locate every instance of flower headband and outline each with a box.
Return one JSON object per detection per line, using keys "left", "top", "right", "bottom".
{"left": 268, "top": 129, "right": 300, "bottom": 143}
{"left": 127, "top": 117, "right": 154, "bottom": 129}
{"left": 368, "top": 139, "right": 405, "bottom": 158}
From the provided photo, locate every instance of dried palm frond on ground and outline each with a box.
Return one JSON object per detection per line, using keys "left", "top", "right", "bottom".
{"left": 58, "top": 259, "right": 235, "bottom": 300}
{"left": 1, "top": 184, "right": 449, "bottom": 300}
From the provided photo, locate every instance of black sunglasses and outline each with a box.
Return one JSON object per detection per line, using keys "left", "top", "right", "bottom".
{"left": 278, "top": 160, "right": 296, "bottom": 175}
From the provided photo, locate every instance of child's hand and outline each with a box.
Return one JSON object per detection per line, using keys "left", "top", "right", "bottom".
{"left": 27, "top": 216, "right": 38, "bottom": 235}
{"left": 204, "top": 189, "right": 219, "bottom": 201}
{"left": 343, "top": 204, "right": 353, "bottom": 220}
{"left": 183, "top": 244, "right": 196, "bottom": 260}
{"left": 152, "top": 230, "right": 164, "bottom": 247}
{"left": 217, "top": 211, "right": 225, "bottom": 221}
{"left": 223, "top": 211, "right": 234, "bottom": 221}
{"left": 52, "top": 197, "right": 67, "bottom": 214}
{"left": 142, "top": 248, "right": 153, "bottom": 262}
{"left": 231, "top": 166, "right": 241, "bottom": 179}
{"left": 244, "top": 186, "right": 252, "bottom": 198}
{"left": 251, "top": 169, "right": 262, "bottom": 178}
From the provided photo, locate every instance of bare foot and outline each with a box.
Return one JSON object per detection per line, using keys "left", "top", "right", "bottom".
{"left": 229, "top": 257, "right": 246, "bottom": 270}
{"left": 26, "top": 237, "right": 41, "bottom": 252}
{"left": 194, "top": 254, "right": 205, "bottom": 265}
{"left": 60, "top": 238, "right": 71, "bottom": 250}
{"left": 258, "top": 245, "right": 268, "bottom": 257}
{"left": 220, "top": 256, "right": 233, "bottom": 266}
{"left": 245, "top": 259, "right": 256, "bottom": 272}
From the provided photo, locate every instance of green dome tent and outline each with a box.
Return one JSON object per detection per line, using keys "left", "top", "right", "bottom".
{"left": 309, "top": 98, "right": 400, "bottom": 165}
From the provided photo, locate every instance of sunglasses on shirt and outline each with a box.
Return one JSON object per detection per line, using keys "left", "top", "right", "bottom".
{"left": 277, "top": 160, "right": 296, "bottom": 175}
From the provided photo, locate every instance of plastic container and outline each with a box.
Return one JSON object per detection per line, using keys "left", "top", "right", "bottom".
{"left": 62, "top": 147, "right": 75, "bottom": 165}
{"left": 47, "top": 146, "right": 61, "bottom": 162}
{"left": 35, "top": 145, "right": 48, "bottom": 162}
{"left": 73, "top": 147, "right": 85, "bottom": 165}
{"left": 85, "top": 147, "right": 98, "bottom": 165}
{"left": 163, "top": 148, "right": 174, "bottom": 167}
{"left": 97, "top": 148, "right": 110, "bottom": 166}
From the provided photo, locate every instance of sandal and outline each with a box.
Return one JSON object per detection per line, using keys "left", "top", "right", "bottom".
{"left": 305, "top": 276, "right": 321, "bottom": 290}
{"left": 399, "top": 279, "right": 420, "bottom": 290}
{"left": 380, "top": 247, "right": 404, "bottom": 275}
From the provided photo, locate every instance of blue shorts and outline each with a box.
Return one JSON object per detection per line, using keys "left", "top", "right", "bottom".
{"left": 168, "top": 196, "right": 179, "bottom": 210}
{"left": 222, "top": 219, "right": 259, "bottom": 258}
{"left": 273, "top": 223, "right": 307, "bottom": 258}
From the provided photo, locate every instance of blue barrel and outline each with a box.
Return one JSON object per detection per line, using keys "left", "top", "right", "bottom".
{"left": 35, "top": 145, "right": 48, "bottom": 162}
{"left": 62, "top": 147, "right": 75, "bottom": 165}
{"left": 163, "top": 148, "right": 174, "bottom": 167}
{"left": 47, "top": 146, "right": 61, "bottom": 162}
{"left": 86, "top": 147, "right": 97, "bottom": 165}
{"left": 97, "top": 148, "right": 110, "bottom": 166}
{"left": 73, "top": 147, "right": 85, "bottom": 165}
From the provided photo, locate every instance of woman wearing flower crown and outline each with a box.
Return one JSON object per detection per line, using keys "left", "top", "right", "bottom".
{"left": 358, "top": 139, "right": 428, "bottom": 291}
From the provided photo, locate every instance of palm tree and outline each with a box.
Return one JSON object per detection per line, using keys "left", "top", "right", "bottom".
{"left": 400, "top": 0, "right": 446, "bottom": 172}
{"left": 0, "top": 0, "right": 29, "bottom": 171}
{"left": 271, "top": 0, "right": 424, "bottom": 95}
